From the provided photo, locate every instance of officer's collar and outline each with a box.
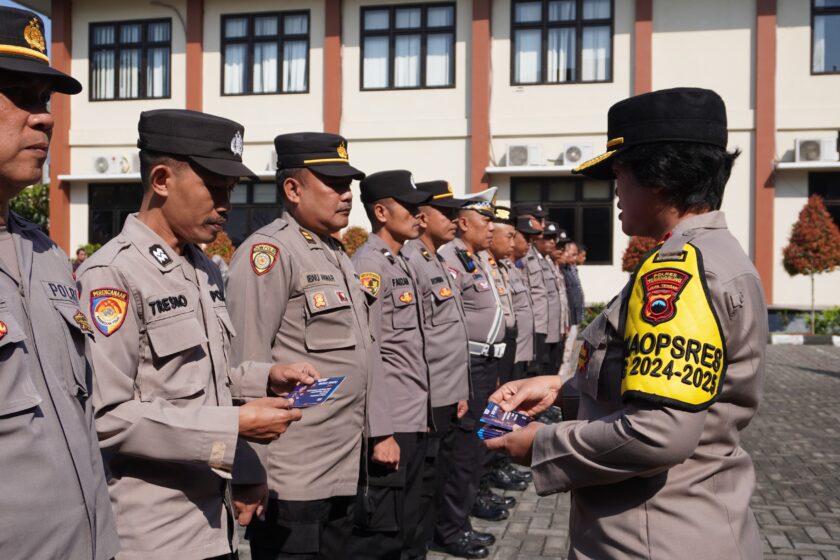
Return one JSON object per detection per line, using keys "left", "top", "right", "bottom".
{"left": 280, "top": 209, "right": 331, "bottom": 251}
{"left": 7, "top": 211, "right": 40, "bottom": 232}
{"left": 367, "top": 232, "right": 402, "bottom": 259}
{"left": 122, "top": 214, "right": 181, "bottom": 272}
{"left": 659, "top": 211, "right": 727, "bottom": 257}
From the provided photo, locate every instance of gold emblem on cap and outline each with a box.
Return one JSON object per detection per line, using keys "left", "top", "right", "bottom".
{"left": 24, "top": 18, "right": 46, "bottom": 53}
{"left": 337, "top": 142, "right": 348, "bottom": 160}
{"left": 496, "top": 208, "right": 510, "bottom": 221}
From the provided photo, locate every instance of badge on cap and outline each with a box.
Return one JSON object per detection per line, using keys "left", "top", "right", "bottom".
{"left": 90, "top": 288, "right": 129, "bottom": 337}
{"left": 359, "top": 272, "right": 381, "bottom": 297}
{"left": 312, "top": 292, "right": 327, "bottom": 309}
{"left": 73, "top": 311, "right": 94, "bottom": 335}
{"left": 251, "top": 243, "right": 279, "bottom": 276}
{"left": 231, "top": 130, "right": 244, "bottom": 156}
{"left": 149, "top": 244, "right": 173, "bottom": 266}
{"left": 337, "top": 142, "right": 348, "bottom": 160}
{"left": 24, "top": 18, "right": 45, "bottom": 53}
{"left": 0, "top": 320, "right": 7, "bottom": 340}
{"left": 399, "top": 291, "right": 414, "bottom": 304}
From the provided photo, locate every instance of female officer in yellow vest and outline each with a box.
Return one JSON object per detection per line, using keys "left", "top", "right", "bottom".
{"left": 485, "top": 88, "right": 767, "bottom": 560}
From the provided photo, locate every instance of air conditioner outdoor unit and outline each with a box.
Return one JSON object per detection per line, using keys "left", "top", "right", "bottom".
{"left": 92, "top": 153, "right": 137, "bottom": 174}
{"left": 561, "top": 143, "right": 593, "bottom": 166}
{"left": 795, "top": 137, "right": 838, "bottom": 163}
{"left": 506, "top": 144, "right": 541, "bottom": 167}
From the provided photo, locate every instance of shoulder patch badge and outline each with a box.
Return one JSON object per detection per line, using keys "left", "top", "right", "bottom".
{"left": 622, "top": 244, "right": 726, "bottom": 412}
{"left": 251, "top": 243, "right": 279, "bottom": 276}
{"left": 149, "top": 244, "right": 173, "bottom": 266}
{"left": 359, "top": 272, "right": 381, "bottom": 297}
{"left": 73, "top": 311, "right": 94, "bottom": 335}
{"left": 90, "top": 288, "right": 129, "bottom": 337}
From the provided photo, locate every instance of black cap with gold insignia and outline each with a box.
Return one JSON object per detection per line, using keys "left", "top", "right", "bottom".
{"left": 0, "top": 7, "right": 81, "bottom": 94}
{"left": 492, "top": 205, "right": 515, "bottom": 226}
{"left": 574, "top": 87, "right": 728, "bottom": 180}
{"left": 274, "top": 132, "right": 365, "bottom": 180}
{"left": 360, "top": 170, "right": 431, "bottom": 206}
{"left": 415, "top": 180, "right": 468, "bottom": 209}
{"left": 138, "top": 109, "right": 258, "bottom": 180}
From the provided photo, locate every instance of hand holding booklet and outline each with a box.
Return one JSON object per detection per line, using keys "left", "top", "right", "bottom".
{"left": 477, "top": 402, "right": 533, "bottom": 440}
{"left": 287, "top": 376, "right": 345, "bottom": 408}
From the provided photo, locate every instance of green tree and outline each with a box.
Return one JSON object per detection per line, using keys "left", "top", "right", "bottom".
{"left": 10, "top": 183, "right": 49, "bottom": 233}
{"left": 782, "top": 195, "right": 840, "bottom": 333}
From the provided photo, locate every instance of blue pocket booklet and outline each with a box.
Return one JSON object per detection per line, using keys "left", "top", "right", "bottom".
{"left": 288, "top": 376, "right": 345, "bottom": 408}
{"left": 479, "top": 402, "right": 533, "bottom": 434}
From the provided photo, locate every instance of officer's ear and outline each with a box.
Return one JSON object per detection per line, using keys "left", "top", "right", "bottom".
{"left": 147, "top": 162, "right": 178, "bottom": 199}
{"left": 455, "top": 211, "right": 469, "bottom": 232}
{"left": 282, "top": 173, "right": 304, "bottom": 205}
{"left": 372, "top": 200, "right": 390, "bottom": 226}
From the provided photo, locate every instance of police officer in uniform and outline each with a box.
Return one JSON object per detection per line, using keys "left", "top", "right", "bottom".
{"left": 0, "top": 7, "right": 119, "bottom": 559}
{"left": 400, "top": 180, "right": 473, "bottom": 558}
{"left": 79, "top": 110, "right": 311, "bottom": 560}
{"left": 349, "top": 170, "right": 432, "bottom": 558}
{"left": 510, "top": 216, "right": 539, "bottom": 380}
{"left": 226, "top": 133, "right": 375, "bottom": 560}
{"left": 539, "top": 222, "right": 565, "bottom": 374}
{"left": 487, "top": 88, "right": 767, "bottom": 560}
{"left": 432, "top": 188, "right": 504, "bottom": 559}
{"left": 512, "top": 205, "right": 551, "bottom": 375}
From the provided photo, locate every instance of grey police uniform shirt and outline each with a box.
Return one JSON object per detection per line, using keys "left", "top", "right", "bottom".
{"left": 226, "top": 210, "right": 379, "bottom": 500}
{"left": 503, "top": 258, "right": 535, "bottom": 364}
{"left": 482, "top": 251, "right": 515, "bottom": 330}
{"left": 523, "top": 244, "right": 550, "bottom": 335}
{"left": 538, "top": 252, "right": 562, "bottom": 344}
{"left": 0, "top": 213, "right": 119, "bottom": 560}
{"left": 554, "top": 260, "right": 571, "bottom": 336}
{"left": 78, "top": 214, "right": 268, "bottom": 560}
{"left": 531, "top": 212, "right": 766, "bottom": 560}
{"left": 352, "top": 235, "right": 430, "bottom": 434}
{"left": 438, "top": 238, "right": 504, "bottom": 347}
{"left": 402, "top": 239, "right": 470, "bottom": 408}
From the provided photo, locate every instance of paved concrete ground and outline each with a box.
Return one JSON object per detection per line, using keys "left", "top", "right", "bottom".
{"left": 241, "top": 345, "right": 840, "bottom": 559}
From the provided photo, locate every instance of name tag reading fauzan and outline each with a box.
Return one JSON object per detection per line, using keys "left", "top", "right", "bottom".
{"left": 622, "top": 243, "right": 726, "bottom": 411}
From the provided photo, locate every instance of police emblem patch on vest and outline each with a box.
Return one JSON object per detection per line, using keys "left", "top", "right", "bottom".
{"left": 359, "top": 272, "right": 381, "bottom": 297}
{"left": 251, "top": 243, "right": 279, "bottom": 276}
{"left": 90, "top": 288, "right": 129, "bottom": 337}
{"left": 622, "top": 244, "right": 726, "bottom": 411}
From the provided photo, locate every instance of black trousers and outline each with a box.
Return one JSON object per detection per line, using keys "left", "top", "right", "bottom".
{"left": 247, "top": 496, "right": 355, "bottom": 560}
{"left": 527, "top": 333, "right": 548, "bottom": 376}
{"left": 512, "top": 360, "right": 528, "bottom": 381}
{"left": 407, "top": 404, "right": 458, "bottom": 558}
{"left": 434, "top": 356, "right": 500, "bottom": 545}
{"left": 349, "top": 432, "right": 428, "bottom": 560}
{"left": 497, "top": 328, "right": 518, "bottom": 386}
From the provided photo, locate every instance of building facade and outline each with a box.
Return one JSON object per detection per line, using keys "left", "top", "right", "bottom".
{"left": 25, "top": 0, "right": 840, "bottom": 307}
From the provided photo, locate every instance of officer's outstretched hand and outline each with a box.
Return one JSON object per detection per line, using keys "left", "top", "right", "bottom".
{"left": 489, "top": 375, "right": 563, "bottom": 417}
{"left": 239, "top": 397, "right": 303, "bottom": 442}
{"left": 232, "top": 482, "right": 267, "bottom": 526}
{"left": 268, "top": 362, "right": 321, "bottom": 395}
{"left": 372, "top": 435, "right": 401, "bottom": 471}
{"left": 483, "top": 422, "right": 543, "bottom": 466}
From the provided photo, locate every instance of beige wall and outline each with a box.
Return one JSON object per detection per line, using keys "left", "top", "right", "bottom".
{"left": 652, "top": 0, "right": 755, "bottom": 131}
{"left": 70, "top": 0, "right": 187, "bottom": 148}
{"left": 489, "top": 0, "right": 633, "bottom": 139}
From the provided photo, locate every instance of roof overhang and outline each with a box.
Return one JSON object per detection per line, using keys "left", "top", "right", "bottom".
{"left": 485, "top": 165, "right": 577, "bottom": 177}
{"left": 775, "top": 161, "right": 840, "bottom": 172}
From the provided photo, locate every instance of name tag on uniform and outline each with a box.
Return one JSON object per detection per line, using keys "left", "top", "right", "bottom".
{"left": 288, "top": 376, "right": 345, "bottom": 408}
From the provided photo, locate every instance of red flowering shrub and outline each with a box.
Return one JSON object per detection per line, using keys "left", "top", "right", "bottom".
{"left": 341, "top": 226, "right": 369, "bottom": 257}
{"left": 622, "top": 236, "right": 659, "bottom": 272}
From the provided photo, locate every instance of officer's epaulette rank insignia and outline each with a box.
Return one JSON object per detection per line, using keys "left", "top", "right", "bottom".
{"left": 359, "top": 272, "right": 381, "bottom": 297}
{"left": 380, "top": 248, "right": 396, "bottom": 264}
{"left": 251, "top": 243, "right": 279, "bottom": 276}
{"left": 455, "top": 248, "right": 476, "bottom": 273}
{"left": 420, "top": 247, "right": 432, "bottom": 261}
{"left": 621, "top": 243, "right": 726, "bottom": 412}
{"left": 299, "top": 228, "right": 317, "bottom": 245}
